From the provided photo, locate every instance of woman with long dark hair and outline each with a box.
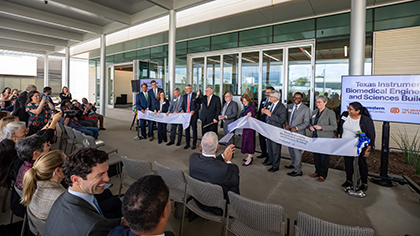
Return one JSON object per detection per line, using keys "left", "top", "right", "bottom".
{"left": 59, "top": 86, "right": 72, "bottom": 102}
{"left": 25, "top": 91, "right": 54, "bottom": 136}
{"left": 1, "top": 87, "right": 13, "bottom": 108}
{"left": 337, "top": 102, "right": 375, "bottom": 192}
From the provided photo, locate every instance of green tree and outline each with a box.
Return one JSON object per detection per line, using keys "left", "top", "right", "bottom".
{"left": 294, "top": 77, "right": 308, "bottom": 86}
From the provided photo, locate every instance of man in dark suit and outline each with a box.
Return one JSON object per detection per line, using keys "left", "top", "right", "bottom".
{"left": 147, "top": 80, "right": 162, "bottom": 141}
{"left": 166, "top": 87, "right": 183, "bottom": 146}
{"left": 261, "top": 90, "right": 287, "bottom": 173}
{"left": 285, "top": 92, "right": 310, "bottom": 177}
{"left": 44, "top": 148, "right": 121, "bottom": 236}
{"left": 135, "top": 83, "right": 150, "bottom": 139}
{"left": 180, "top": 84, "right": 200, "bottom": 150}
{"left": 12, "top": 84, "right": 37, "bottom": 124}
{"left": 189, "top": 131, "right": 239, "bottom": 200}
{"left": 256, "top": 86, "right": 274, "bottom": 159}
{"left": 218, "top": 92, "right": 238, "bottom": 146}
{"left": 108, "top": 175, "right": 175, "bottom": 236}
{"left": 197, "top": 87, "right": 221, "bottom": 135}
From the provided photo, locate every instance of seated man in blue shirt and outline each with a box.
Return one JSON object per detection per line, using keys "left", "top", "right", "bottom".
{"left": 108, "top": 175, "right": 174, "bottom": 236}
{"left": 59, "top": 102, "right": 99, "bottom": 139}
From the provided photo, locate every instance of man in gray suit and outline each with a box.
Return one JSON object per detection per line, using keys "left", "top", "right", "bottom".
{"left": 44, "top": 148, "right": 120, "bottom": 236}
{"left": 261, "top": 90, "right": 287, "bottom": 173}
{"left": 218, "top": 92, "right": 239, "bottom": 146}
{"left": 285, "top": 92, "right": 310, "bottom": 177}
{"left": 166, "top": 88, "right": 183, "bottom": 146}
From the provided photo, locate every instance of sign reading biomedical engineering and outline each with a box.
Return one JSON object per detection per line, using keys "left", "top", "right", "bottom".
{"left": 341, "top": 75, "right": 420, "bottom": 124}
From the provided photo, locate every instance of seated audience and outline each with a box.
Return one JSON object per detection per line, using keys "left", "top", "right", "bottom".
{"left": 189, "top": 131, "right": 239, "bottom": 216}
{"left": 0, "top": 139, "right": 17, "bottom": 188}
{"left": 44, "top": 148, "right": 121, "bottom": 236}
{"left": 82, "top": 98, "right": 106, "bottom": 130}
{"left": 0, "top": 111, "right": 9, "bottom": 119}
{"left": 0, "top": 115, "right": 19, "bottom": 131}
{"left": 1, "top": 87, "right": 13, "bottom": 109}
{"left": 59, "top": 86, "right": 72, "bottom": 102}
{"left": 15, "top": 135, "right": 51, "bottom": 190}
{"left": 26, "top": 90, "right": 55, "bottom": 136}
{"left": 108, "top": 175, "right": 174, "bottom": 236}
{"left": 73, "top": 101, "right": 98, "bottom": 127}
{"left": 12, "top": 84, "right": 37, "bottom": 123}
{"left": 21, "top": 150, "right": 66, "bottom": 224}
{"left": 60, "top": 103, "right": 99, "bottom": 139}
{"left": 0, "top": 121, "right": 28, "bottom": 142}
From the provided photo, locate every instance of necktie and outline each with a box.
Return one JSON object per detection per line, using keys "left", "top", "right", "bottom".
{"left": 207, "top": 96, "right": 210, "bottom": 106}
{"left": 154, "top": 89, "right": 157, "bottom": 98}
{"left": 187, "top": 94, "right": 191, "bottom": 113}
{"left": 144, "top": 92, "right": 148, "bottom": 101}
{"left": 175, "top": 97, "right": 179, "bottom": 109}
{"left": 92, "top": 197, "right": 103, "bottom": 215}
{"left": 266, "top": 104, "right": 274, "bottom": 123}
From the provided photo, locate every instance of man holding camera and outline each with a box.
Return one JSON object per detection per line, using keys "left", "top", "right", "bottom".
{"left": 59, "top": 102, "right": 99, "bottom": 139}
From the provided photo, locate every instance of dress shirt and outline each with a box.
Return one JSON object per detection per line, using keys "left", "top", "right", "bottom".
{"left": 68, "top": 188, "right": 101, "bottom": 214}
{"left": 289, "top": 103, "right": 302, "bottom": 129}
{"left": 154, "top": 88, "right": 158, "bottom": 98}
{"left": 202, "top": 153, "right": 231, "bottom": 164}
{"left": 144, "top": 91, "right": 148, "bottom": 100}
{"left": 270, "top": 101, "right": 279, "bottom": 112}
{"left": 222, "top": 101, "right": 231, "bottom": 120}
{"left": 207, "top": 94, "right": 213, "bottom": 106}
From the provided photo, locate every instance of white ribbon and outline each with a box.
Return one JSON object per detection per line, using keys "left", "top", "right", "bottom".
{"left": 225, "top": 117, "right": 358, "bottom": 156}
{"left": 137, "top": 110, "right": 191, "bottom": 130}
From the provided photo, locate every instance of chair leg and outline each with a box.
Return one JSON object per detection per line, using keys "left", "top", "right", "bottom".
{"left": 20, "top": 213, "right": 27, "bottom": 236}
{"left": 9, "top": 211, "right": 13, "bottom": 224}
{"left": 2, "top": 187, "right": 9, "bottom": 213}
{"left": 179, "top": 200, "right": 186, "bottom": 236}
{"left": 118, "top": 173, "right": 123, "bottom": 198}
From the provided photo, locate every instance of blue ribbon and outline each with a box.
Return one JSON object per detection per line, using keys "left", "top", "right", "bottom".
{"left": 356, "top": 132, "right": 371, "bottom": 155}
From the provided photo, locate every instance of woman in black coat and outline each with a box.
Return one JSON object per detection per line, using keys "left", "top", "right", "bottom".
{"left": 155, "top": 91, "right": 169, "bottom": 144}
{"left": 337, "top": 102, "right": 375, "bottom": 192}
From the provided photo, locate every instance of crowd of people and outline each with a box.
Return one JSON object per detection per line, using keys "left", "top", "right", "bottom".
{"left": 136, "top": 83, "right": 375, "bottom": 191}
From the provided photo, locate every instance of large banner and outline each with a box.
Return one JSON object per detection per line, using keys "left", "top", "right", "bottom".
{"left": 139, "top": 78, "right": 163, "bottom": 90}
{"left": 137, "top": 110, "right": 191, "bottom": 129}
{"left": 341, "top": 75, "right": 420, "bottom": 124}
{"left": 224, "top": 117, "right": 358, "bottom": 156}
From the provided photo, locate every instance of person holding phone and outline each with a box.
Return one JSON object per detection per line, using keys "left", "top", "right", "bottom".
{"left": 26, "top": 91, "right": 54, "bottom": 136}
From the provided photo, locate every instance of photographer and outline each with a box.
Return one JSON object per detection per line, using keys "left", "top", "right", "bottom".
{"left": 69, "top": 101, "right": 98, "bottom": 127}
{"left": 26, "top": 90, "right": 55, "bottom": 136}
{"left": 59, "top": 102, "right": 99, "bottom": 139}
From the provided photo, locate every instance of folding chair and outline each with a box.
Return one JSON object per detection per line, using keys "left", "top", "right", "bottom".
{"left": 63, "top": 125, "right": 82, "bottom": 153}
{"left": 77, "top": 130, "right": 117, "bottom": 154}
{"left": 119, "top": 156, "right": 154, "bottom": 197}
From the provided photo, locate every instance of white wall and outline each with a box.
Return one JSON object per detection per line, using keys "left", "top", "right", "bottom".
{"left": 114, "top": 70, "right": 133, "bottom": 104}
{"left": 0, "top": 55, "right": 37, "bottom": 76}
{"left": 66, "top": 59, "right": 89, "bottom": 101}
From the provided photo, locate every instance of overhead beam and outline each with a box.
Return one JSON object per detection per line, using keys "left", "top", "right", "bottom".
{"left": 0, "top": 1, "right": 103, "bottom": 34}
{"left": 0, "top": 17, "right": 83, "bottom": 42}
{"left": 174, "top": 0, "right": 214, "bottom": 11}
{"left": 131, "top": 6, "right": 168, "bottom": 25}
{"left": 51, "top": 0, "right": 131, "bottom": 25}
{"left": 0, "top": 28, "right": 68, "bottom": 47}
{"left": 0, "top": 45, "right": 48, "bottom": 55}
{"left": 147, "top": 0, "right": 174, "bottom": 10}
{"left": 0, "top": 38, "right": 56, "bottom": 52}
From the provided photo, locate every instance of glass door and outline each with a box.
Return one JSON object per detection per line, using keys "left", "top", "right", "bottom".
{"left": 222, "top": 54, "right": 239, "bottom": 96}
{"left": 262, "top": 49, "right": 283, "bottom": 100}
{"left": 206, "top": 56, "right": 221, "bottom": 96}
{"left": 241, "top": 51, "right": 259, "bottom": 106}
{"left": 192, "top": 57, "right": 204, "bottom": 93}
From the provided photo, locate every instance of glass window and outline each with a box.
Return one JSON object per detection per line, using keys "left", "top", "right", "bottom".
{"left": 211, "top": 32, "right": 238, "bottom": 51}
{"left": 287, "top": 47, "right": 312, "bottom": 106}
{"left": 192, "top": 57, "right": 205, "bottom": 93}
{"left": 113, "top": 53, "right": 124, "bottom": 63}
{"left": 188, "top": 37, "right": 210, "bottom": 54}
{"left": 273, "top": 19, "right": 315, "bottom": 43}
{"left": 241, "top": 51, "right": 259, "bottom": 106}
{"left": 262, "top": 49, "right": 283, "bottom": 99}
{"left": 175, "top": 56, "right": 187, "bottom": 95}
{"left": 206, "top": 56, "right": 221, "bottom": 96}
{"left": 222, "top": 54, "right": 239, "bottom": 95}
{"left": 317, "top": 11, "right": 373, "bottom": 38}
{"left": 124, "top": 51, "right": 136, "bottom": 62}
{"left": 137, "top": 48, "right": 150, "bottom": 60}
{"left": 176, "top": 42, "right": 187, "bottom": 56}
{"left": 106, "top": 55, "right": 114, "bottom": 65}
{"left": 239, "top": 26, "right": 272, "bottom": 47}
{"left": 151, "top": 45, "right": 168, "bottom": 59}
{"left": 374, "top": 1, "right": 420, "bottom": 30}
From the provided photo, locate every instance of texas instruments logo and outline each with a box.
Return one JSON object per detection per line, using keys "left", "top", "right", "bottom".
{"left": 390, "top": 107, "right": 400, "bottom": 114}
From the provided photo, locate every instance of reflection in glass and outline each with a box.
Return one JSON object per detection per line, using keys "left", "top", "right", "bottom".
{"left": 241, "top": 51, "right": 259, "bottom": 105}
{"left": 207, "top": 56, "right": 221, "bottom": 96}
{"left": 175, "top": 56, "right": 187, "bottom": 95}
{"left": 192, "top": 58, "right": 204, "bottom": 93}
{"left": 263, "top": 49, "right": 283, "bottom": 100}
{"left": 222, "top": 54, "right": 239, "bottom": 95}
{"left": 287, "top": 47, "right": 312, "bottom": 106}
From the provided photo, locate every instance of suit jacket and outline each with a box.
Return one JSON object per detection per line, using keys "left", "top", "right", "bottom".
{"left": 181, "top": 92, "right": 200, "bottom": 115}
{"left": 286, "top": 103, "right": 310, "bottom": 135}
{"left": 267, "top": 102, "right": 287, "bottom": 128}
{"left": 337, "top": 111, "right": 375, "bottom": 150}
{"left": 168, "top": 95, "right": 183, "bottom": 113}
{"left": 256, "top": 98, "right": 271, "bottom": 121}
{"left": 108, "top": 225, "right": 175, "bottom": 236}
{"left": 147, "top": 88, "right": 162, "bottom": 111}
{"left": 44, "top": 191, "right": 120, "bottom": 236}
{"left": 198, "top": 95, "right": 221, "bottom": 124}
{"left": 135, "top": 91, "right": 148, "bottom": 111}
{"left": 221, "top": 100, "right": 238, "bottom": 126}
{"left": 12, "top": 91, "right": 29, "bottom": 123}
{"left": 309, "top": 108, "right": 337, "bottom": 138}
{"left": 189, "top": 153, "right": 239, "bottom": 198}
{"left": 156, "top": 99, "right": 169, "bottom": 113}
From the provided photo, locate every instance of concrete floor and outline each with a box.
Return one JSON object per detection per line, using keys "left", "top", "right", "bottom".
{"left": 1, "top": 108, "right": 420, "bottom": 236}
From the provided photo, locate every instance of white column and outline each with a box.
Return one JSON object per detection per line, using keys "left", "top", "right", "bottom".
{"left": 349, "top": 0, "right": 366, "bottom": 76}
{"left": 100, "top": 34, "right": 106, "bottom": 116}
{"left": 133, "top": 59, "right": 139, "bottom": 107}
{"left": 44, "top": 54, "right": 49, "bottom": 87}
{"left": 64, "top": 47, "right": 70, "bottom": 88}
{"left": 168, "top": 10, "right": 176, "bottom": 100}
{"left": 258, "top": 50, "right": 263, "bottom": 107}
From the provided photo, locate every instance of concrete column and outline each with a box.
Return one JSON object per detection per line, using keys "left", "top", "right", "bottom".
{"left": 64, "top": 47, "right": 70, "bottom": 88}
{"left": 133, "top": 59, "right": 139, "bottom": 107}
{"left": 168, "top": 9, "right": 176, "bottom": 100}
{"left": 100, "top": 34, "right": 106, "bottom": 116}
{"left": 44, "top": 54, "right": 49, "bottom": 87}
{"left": 349, "top": 0, "right": 366, "bottom": 76}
